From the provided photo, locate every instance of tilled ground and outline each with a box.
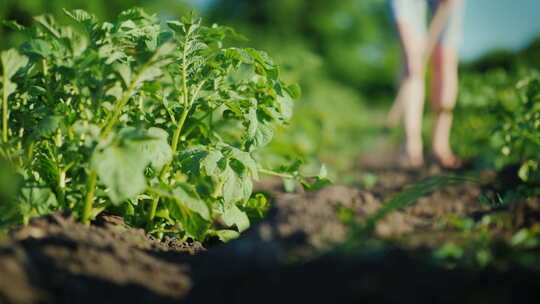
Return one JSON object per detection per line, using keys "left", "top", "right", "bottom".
{"left": 1, "top": 161, "right": 540, "bottom": 303}
{"left": 0, "top": 213, "right": 199, "bottom": 304}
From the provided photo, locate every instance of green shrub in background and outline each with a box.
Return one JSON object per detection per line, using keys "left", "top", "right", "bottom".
{"left": 0, "top": 0, "right": 193, "bottom": 49}
{"left": 453, "top": 67, "right": 540, "bottom": 197}
{"left": 208, "top": 0, "right": 399, "bottom": 98}
{"left": 495, "top": 72, "right": 540, "bottom": 189}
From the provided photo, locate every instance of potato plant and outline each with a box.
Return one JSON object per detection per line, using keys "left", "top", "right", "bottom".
{"left": 456, "top": 69, "right": 540, "bottom": 195}
{"left": 495, "top": 72, "right": 540, "bottom": 188}
{"left": 0, "top": 8, "right": 301, "bottom": 241}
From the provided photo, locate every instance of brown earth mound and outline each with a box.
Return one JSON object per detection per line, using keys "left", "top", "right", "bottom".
{"left": 0, "top": 213, "right": 199, "bottom": 304}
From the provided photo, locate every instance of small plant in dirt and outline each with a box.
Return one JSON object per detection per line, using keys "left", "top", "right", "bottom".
{"left": 433, "top": 213, "right": 540, "bottom": 269}
{"left": 0, "top": 8, "right": 301, "bottom": 241}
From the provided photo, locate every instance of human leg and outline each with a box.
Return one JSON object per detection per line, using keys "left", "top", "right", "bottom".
{"left": 430, "top": 45, "right": 461, "bottom": 167}
{"left": 389, "top": 0, "right": 428, "bottom": 167}
{"left": 429, "top": 0, "right": 465, "bottom": 168}
{"left": 399, "top": 32, "right": 426, "bottom": 167}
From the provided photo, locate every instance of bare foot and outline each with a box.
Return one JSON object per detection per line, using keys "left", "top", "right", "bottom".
{"left": 430, "top": 151, "right": 462, "bottom": 169}
{"left": 398, "top": 149, "right": 424, "bottom": 170}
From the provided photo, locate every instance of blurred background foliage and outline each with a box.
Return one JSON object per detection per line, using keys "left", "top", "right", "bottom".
{"left": 0, "top": 0, "right": 192, "bottom": 46}
{"left": 207, "top": 0, "right": 399, "bottom": 97}
{"left": 2, "top": 0, "right": 540, "bottom": 181}
{"left": 206, "top": 0, "right": 399, "bottom": 177}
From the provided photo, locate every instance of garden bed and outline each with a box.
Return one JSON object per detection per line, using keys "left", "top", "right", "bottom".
{"left": 2, "top": 163, "right": 540, "bottom": 303}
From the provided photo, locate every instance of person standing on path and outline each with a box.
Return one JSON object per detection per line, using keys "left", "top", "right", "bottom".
{"left": 389, "top": 0, "right": 466, "bottom": 169}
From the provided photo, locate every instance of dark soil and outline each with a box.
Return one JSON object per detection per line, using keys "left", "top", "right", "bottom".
{"left": 0, "top": 213, "right": 198, "bottom": 304}
{"left": 2, "top": 141, "right": 540, "bottom": 303}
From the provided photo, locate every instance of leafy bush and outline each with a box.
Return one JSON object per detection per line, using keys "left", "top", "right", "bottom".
{"left": 0, "top": 8, "right": 299, "bottom": 241}
{"left": 494, "top": 72, "right": 540, "bottom": 188}
{"left": 228, "top": 34, "right": 380, "bottom": 180}
{"left": 455, "top": 68, "right": 540, "bottom": 196}
{"left": 453, "top": 69, "right": 521, "bottom": 163}
{"left": 0, "top": 0, "right": 198, "bottom": 53}
{"left": 208, "top": 0, "right": 399, "bottom": 98}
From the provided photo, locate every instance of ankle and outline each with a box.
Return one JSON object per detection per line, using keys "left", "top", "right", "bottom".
{"left": 431, "top": 146, "right": 456, "bottom": 158}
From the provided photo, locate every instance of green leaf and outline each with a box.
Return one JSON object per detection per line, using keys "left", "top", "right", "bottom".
{"left": 511, "top": 229, "right": 529, "bottom": 247}
{"left": 285, "top": 83, "right": 302, "bottom": 99}
{"left": 318, "top": 164, "right": 328, "bottom": 179}
{"left": 138, "top": 127, "right": 172, "bottom": 171}
{"left": 241, "top": 193, "right": 269, "bottom": 221}
{"left": 1, "top": 20, "right": 26, "bottom": 31}
{"left": 63, "top": 9, "right": 96, "bottom": 27}
{"left": 518, "top": 160, "right": 538, "bottom": 182}
{"left": 91, "top": 142, "right": 147, "bottom": 204}
{"left": 33, "top": 15, "right": 61, "bottom": 39}
{"left": 283, "top": 179, "right": 296, "bottom": 193}
{"left": 227, "top": 63, "right": 256, "bottom": 83}
{"left": 1, "top": 81, "right": 17, "bottom": 98}
{"left": 137, "top": 66, "right": 163, "bottom": 85}
{"left": 245, "top": 48, "right": 273, "bottom": 70}
{"left": 154, "top": 41, "right": 176, "bottom": 58}
{"left": 166, "top": 20, "right": 185, "bottom": 34}
{"left": 363, "top": 176, "right": 466, "bottom": 234}
{"left": 114, "top": 63, "right": 132, "bottom": 87}
{"left": 213, "top": 229, "right": 240, "bottom": 242}
{"left": 252, "top": 122, "right": 274, "bottom": 148}
{"left": 20, "top": 39, "right": 52, "bottom": 59}
{"left": 276, "top": 95, "right": 294, "bottom": 121}
{"left": 300, "top": 177, "right": 332, "bottom": 192}
{"left": 201, "top": 150, "right": 224, "bottom": 176}
{"left": 99, "top": 44, "right": 126, "bottom": 64}
{"left": 230, "top": 148, "right": 259, "bottom": 180}
{"left": 168, "top": 199, "right": 210, "bottom": 240}
{"left": 19, "top": 186, "right": 58, "bottom": 215}
{"left": 180, "top": 148, "right": 207, "bottom": 176}
{"left": 172, "top": 183, "right": 210, "bottom": 220}
{"left": 155, "top": 207, "right": 170, "bottom": 220}
{"left": 222, "top": 166, "right": 252, "bottom": 204}
{"left": 1, "top": 49, "right": 28, "bottom": 79}
{"left": 222, "top": 204, "right": 250, "bottom": 232}
{"left": 28, "top": 116, "right": 62, "bottom": 141}
{"left": 246, "top": 107, "right": 258, "bottom": 138}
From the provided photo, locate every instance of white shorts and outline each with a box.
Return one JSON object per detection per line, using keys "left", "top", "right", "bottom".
{"left": 389, "top": 0, "right": 465, "bottom": 48}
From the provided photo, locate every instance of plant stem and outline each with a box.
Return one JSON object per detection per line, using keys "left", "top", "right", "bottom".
{"left": 2, "top": 71, "right": 9, "bottom": 144}
{"left": 158, "top": 43, "right": 207, "bottom": 181}
{"left": 183, "top": 107, "right": 215, "bottom": 138}
{"left": 258, "top": 168, "right": 295, "bottom": 179}
{"left": 100, "top": 50, "right": 160, "bottom": 139}
{"left": 100, "top": 81, "right": 139, "bottom": 138}
{"left": 169, "top": 32, "right": 193, "bottom": 155}
{"left": 172, "top": 107, "right": 190, "bottom": 153}
{"left": 26, "top": 142, "right": 35, "bottom": 161}
{"left": 147, "top": 196, "right": 160, "bottom": 226}
{"left": 159, "top": 104, "right": 190, "bottom": 181}
{"left": 82, "top": 170, "right": 97, "bottom": 225}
